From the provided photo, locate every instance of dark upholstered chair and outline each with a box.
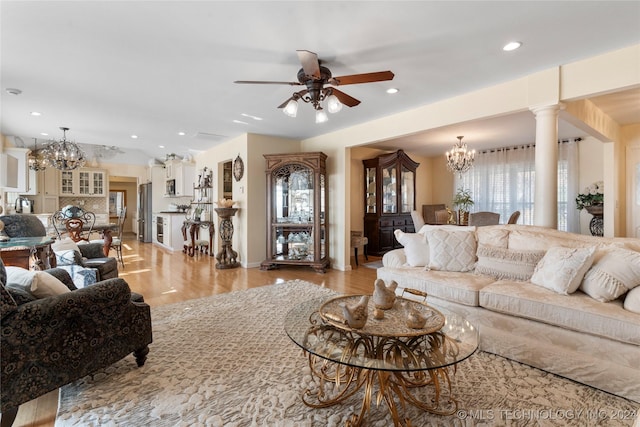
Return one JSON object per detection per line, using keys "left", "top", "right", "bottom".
{"left": 0, "top": 214, "right": 118, "bottom": 283}
{"left": 0, "top": 258, "right": 152, "bottom": 426}
{"left": 507, "top": 210, "right": 521, "bottom": 224}
{"left": 469, "top": 211, "right": 501, "bottom": 227}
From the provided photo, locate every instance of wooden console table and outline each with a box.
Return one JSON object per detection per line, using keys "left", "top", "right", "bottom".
{"left": 0, "top": 236, "right": 56, "bottom": 270}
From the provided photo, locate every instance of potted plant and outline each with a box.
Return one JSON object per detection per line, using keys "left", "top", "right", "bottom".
{"left": 453, "top": 187, "right": 474, "bottom": 225}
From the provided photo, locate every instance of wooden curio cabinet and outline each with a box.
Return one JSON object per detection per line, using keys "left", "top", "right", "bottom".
{"left": 363, "top": 150, "right": 419, "bottom": 256}
{"left": 261, "top": 152, "right": 329, "bottom": 273}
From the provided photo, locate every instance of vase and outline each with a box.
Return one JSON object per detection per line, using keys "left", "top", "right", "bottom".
{"left": 584, "top": 204, "right": 603, "bottom": 237}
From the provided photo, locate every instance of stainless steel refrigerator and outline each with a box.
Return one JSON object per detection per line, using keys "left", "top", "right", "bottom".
{"left": 138, "top": 183, "right": 152, "bottom": 242}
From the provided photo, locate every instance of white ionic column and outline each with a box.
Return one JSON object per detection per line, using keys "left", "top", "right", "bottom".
{"left": 530, "top": 105, "right": 561, "bottom": 228}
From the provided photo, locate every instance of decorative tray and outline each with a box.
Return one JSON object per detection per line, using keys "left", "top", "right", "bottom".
{"left": 318, "top": 295, "right": 446, "bottom": 337}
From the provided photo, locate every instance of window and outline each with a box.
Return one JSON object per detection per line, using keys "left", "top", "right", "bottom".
{"left": 455, "top": 140, "right": 579, "bottom": 231}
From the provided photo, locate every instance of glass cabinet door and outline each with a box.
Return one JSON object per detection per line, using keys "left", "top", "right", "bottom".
{"left": 365, "top": 167, "right": 376, "bottom": 213}
{"left": 382, "top": 165, "right": 397, "bottom": 213}
{"left": 401, "top": 166, "right": 415, "bottom": 213}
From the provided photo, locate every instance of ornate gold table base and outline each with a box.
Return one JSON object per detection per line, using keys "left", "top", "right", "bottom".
{"left": 300, "top": 321, "right": 459, "bottom": 427}
{"left": 303, "top": 354, "right": 456, "bottom": 427}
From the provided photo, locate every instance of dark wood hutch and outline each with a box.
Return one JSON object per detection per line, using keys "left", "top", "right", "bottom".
{"left": 363, "top": 150, "right": 419, "bottom": 256}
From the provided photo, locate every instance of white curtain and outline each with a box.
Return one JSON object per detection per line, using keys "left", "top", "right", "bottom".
{"left": 454, "top": 140, "right": 580, "bottom": 230}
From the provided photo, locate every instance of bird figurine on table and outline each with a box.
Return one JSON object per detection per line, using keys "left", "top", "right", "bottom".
{"left": 406, "top": 305, "right": 428, "bottom": 329}
{"left": 341, "top": 295, "right": 369, "bottom": 329}
{"left": 373, "top": 279, "right": 397, "bottom": 310}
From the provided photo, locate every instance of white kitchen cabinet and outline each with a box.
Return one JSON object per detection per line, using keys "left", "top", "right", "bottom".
{"left": 6, "top": 148, "right": 36, "bottom": 194}
{"left": 174, "top": 162, "right": 195, "bottom": 197}
{"left": 59, "top": 168, "right": 107, "bottom": 197}
{"left": 153, "top": 213, "right": 186, "bottom": 252}
{"left": 32, "top": 168, "right": 60, "bottom": 213}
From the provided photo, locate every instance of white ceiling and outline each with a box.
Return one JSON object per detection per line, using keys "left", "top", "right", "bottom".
{"left": 1, "top": 1, "right": 639, "bottom": 164}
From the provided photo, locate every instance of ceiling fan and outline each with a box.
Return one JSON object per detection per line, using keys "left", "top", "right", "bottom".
{"left": 234, "top": 50, "right": 394, "bottom": 121}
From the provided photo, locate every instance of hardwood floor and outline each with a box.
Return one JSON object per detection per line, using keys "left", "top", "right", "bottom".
{"left": 10, "top": 234, "right": 380, "bottom": 427}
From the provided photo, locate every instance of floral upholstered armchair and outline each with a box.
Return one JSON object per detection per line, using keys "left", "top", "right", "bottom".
{"left": 0, "top": 258, "right": 152, "bottom": 426}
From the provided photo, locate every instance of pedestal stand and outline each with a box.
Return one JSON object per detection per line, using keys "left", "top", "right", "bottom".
{"left": 585, "top": 205, "right": 603, "bottom": 237}
{"left": 214, "top": 207, "right": 239, "bottom": 269}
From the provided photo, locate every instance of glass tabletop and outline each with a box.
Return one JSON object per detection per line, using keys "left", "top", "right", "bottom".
{"left": 0, "top": 236, "right": 54, "bottom": 250}
{"left": 284, "top": 296, "right": 478, "bottom": 372}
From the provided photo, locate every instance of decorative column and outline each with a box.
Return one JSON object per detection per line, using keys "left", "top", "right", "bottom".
{"left": 214, "top": 207, "right": 239, "bottom": 269}
{"left": 531, "top": 104, "right": 561, "bottom": 228}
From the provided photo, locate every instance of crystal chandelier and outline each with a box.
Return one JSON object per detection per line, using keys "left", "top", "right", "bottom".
{"left": 28, "top": 138, "right": 48, "bottom": 171}
{"left": 43, "top": 127, "right": 87, "bottom": 171}
{"left": 445, "top": 136, "right": 475, "bottom": 176}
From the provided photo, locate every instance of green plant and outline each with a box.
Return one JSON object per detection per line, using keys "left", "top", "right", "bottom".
{"left": 576, "top": 181, "right": 604, "bottom": 210}
{"left": 452, "top": 187, "right": 474, "bottom": 212}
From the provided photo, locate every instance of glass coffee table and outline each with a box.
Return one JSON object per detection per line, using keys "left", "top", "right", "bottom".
{"left": 284, "top": 292, "right": 478, "bottom": 427}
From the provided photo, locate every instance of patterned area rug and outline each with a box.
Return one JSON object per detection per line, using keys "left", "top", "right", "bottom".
{"left": 56, "top": 280, "right": 639, "bottom": 426}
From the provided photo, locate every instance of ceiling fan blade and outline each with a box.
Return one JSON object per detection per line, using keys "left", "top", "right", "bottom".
{"left": 330, "top": 88, "right": 361, "bottom": 107}
{"left": 277, "top": 89, "right": 309, "bottom": 108}
{"left": 234, "top": 80, "right": 302, "bottom": 86}
{"left": 328, "top": 71, "right": 395, "bottom": 86}
{"left": 296, "top": 50, "right": 321, "bottom": 79}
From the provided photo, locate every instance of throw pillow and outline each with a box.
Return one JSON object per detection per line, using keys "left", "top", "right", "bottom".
{"left": 55, "top": 249, "right": 83, "bottom": 266}
{"left": 5, "top": 266, "right": 71, "bottom": 299}
{"left": 580, "top": 247, "right": 640, "bottom": 302}
{"left": 623, "top": 286, "right": 640, "bottom": 314}
{"left": 530, "top": 246, "right": 596, "bottom": 294}
{"left": 52, "top": 237, "right": 81, "bottom": 253}
{"left": 425, "top": 228, "right": 477, "bottom": 272}
{"left": 394, "top": 229, "right": 429, "bottom": 267}
{"left": 475, "top": 244, "right": 546, "bottom": 281}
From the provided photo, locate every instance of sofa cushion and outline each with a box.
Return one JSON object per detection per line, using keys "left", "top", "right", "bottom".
{"left": 425, "top": 228, "right": 477, "bottom": 272}
{"left": 82, "top": 257, "right": 118, "bottom": 281}
{"left": 394, "top": 230, "right": 429, "bottom": 267}
{"left": 475, "top": 244, "right": 545, "bottom": 281}
{"left": 479, "top": 280, "right": 640, "bottom": 345}
{"left": 476, "top": 226, "right": 510, "bottom": 248}
{"left": 624, "top": 286, "right": 640, "bottom": 314}
{"left": 530, "top": 246, "right": 596, "bottom": 294}
{"left": 5, "top": 266, "right": 71, "bottom": 299}
{"left": 580, "top": 247, "right": 640, "bottom": 302}
{"left": 378, "top": 266, "right": 494, "bottom": 306}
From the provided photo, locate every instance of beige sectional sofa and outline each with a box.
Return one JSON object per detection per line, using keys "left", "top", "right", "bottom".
{"left": 378, "top": 224, "right": 640, "bottom": 402}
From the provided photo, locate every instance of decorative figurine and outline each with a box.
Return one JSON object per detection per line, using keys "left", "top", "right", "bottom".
{"left": 406, "top": 305, "right": 428, "bottom": 329}
{"left": 373, "top": 279, "right": 397, "bottom": 310}
{"left": 341, "top": 295, "right": 369, "bottom": 329}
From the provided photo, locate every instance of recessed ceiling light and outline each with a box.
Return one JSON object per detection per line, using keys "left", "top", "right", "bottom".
{"left": 131, "top": 135, "right": 138, "bottom": 139}
{"left": 40, "top": 132, "right": 48, "bottom": 136}
{"left": 503, "top": 41, "right": 522, "bottom": 52}
{"left": 30, "top": 111, "right": 42, "bottom": 116}
{"left": 233, "top": 119, "right": 249, "bottom": 125}
{"left": 177, "top": 131, "right": 186, "bottom": 136}
{"left": 159, "top": 145, "right": 165, "bottom": 148}
{"left": 386, "top": 88, "right": 399, "bottom": 94}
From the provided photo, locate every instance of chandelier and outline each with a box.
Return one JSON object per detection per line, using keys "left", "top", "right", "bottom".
{"left": 28, "top": 138, "right": 48, "bottom": 171}
{"left": 445, "top": 136, "right": 476, "bottom": 177}
{"left": 43, "top": 127, "right": 87, "bottom": 171}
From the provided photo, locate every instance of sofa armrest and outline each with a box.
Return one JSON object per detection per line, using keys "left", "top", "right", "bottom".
{"left": 78, "top": 242, "right": 107, "bottom": 259}
{"left": 382, "top": 249, "right": 407, "bottom": 267}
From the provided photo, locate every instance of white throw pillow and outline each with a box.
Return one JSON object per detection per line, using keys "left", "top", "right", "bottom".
{"left": 5, "top": 267, "right": 71, "bottom": 298}
{"left": 52, "top": 237, "right": 81, "bottom": 253}
{"left": 530, "top": 246, "right": 596, "bottom": 294}
{"left": 425, "top": 228, "right": 477, "bottom": 272}
{"left": 394, "top": 229, "right": 429, "bottom": 267}
{"left": 475, "top": 244, "right": 546, "bottom": 281}
{"left": 580, "top": 247, "right": 640, "bottom": 302}
{"left": 623, "top": 286, "right": 640, "bottom": 314}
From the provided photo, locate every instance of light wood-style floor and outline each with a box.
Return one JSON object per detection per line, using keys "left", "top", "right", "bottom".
{"left": 10, "top": 235, "right": 380, "bottom": 427}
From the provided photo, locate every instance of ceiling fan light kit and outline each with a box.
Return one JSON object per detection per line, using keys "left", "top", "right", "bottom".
{"left": 235, "top": 50, "right": 394, "bottom": 123}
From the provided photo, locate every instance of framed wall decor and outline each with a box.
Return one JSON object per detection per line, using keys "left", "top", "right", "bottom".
{"left": 233, "top": 155, "right": 244, "bottom": 181}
